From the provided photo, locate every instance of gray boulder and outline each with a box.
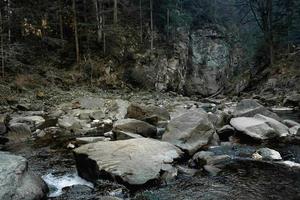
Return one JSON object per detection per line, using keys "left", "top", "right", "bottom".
{"left": 0, "top": 152, "right": 48, "bottom": 200}
{"left": 126, "top": 103, "right": 170, "bottom": 125}
{"left": 283, "top": 120, "right": 300, "bottom": 128}
{"left": 283, "top": 94, "right": 300, "bottom": 107}
{"left": 9, "top": 115, "right": 45, "bottom": 131}
{"left": 289, "top": 126, "right": 300, "bottom": 136}
{"left": 230, "top": 117, "right": 277, "bottom": 140}
{"left": 74, "top": 138, "right": 183, "bottom": 185}
{"left": 162, "top": 111, "right": 215, "bottom": 155}
{"left": 254, "top": 114, "right": 289, "bottom": 137}
{"left": 8, "top": 123, "right": 32, "bottom": 142}
{"left": 234, "top": 99, "right": 280, "bottom": 121}
{"left": 112, "top": 118, "right": 157, "bottom": 138}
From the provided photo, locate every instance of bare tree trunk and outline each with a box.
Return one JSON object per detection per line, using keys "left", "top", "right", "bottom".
{"left": 267, "top": 0, "right": 274, "bottom": 66}
{"left": 139, "top": 0, "right": 143, "bottom": 44}
{"left": 7, "top": 0, "right": 11, "bottom": 43}
{"left": 94, "top": 0, "right": 103, "bottom": 43}
{"left": 59, "top": 0, "right": 64, "bottom": 41}
{"left": 167, "top": 8, "right": 170, "bottom": 40}
{"left": 113, "top": 0, "right": 118, "bottom": 25}
{"left": 103, "top": 14, "right": 106, "bottom": 54}
{"left": 150, "top": 0, "right": 153, "bottom": 52}
{"left": 72, "top": 0, "right": 80, "bottom": 64}
{"left": 0, "top": 10, "right": 4, "bottom": 78}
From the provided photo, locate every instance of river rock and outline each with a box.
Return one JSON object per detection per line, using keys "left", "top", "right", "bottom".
{"left": 8, "top": 123, "right": 32, "bottom": 140}
{"left": 0, "top": 151, "right": 48, "bottom": 200}
{"left": 233, "top": 99, "right": 280, "bottom": 121}
{"left": 114, "top": 131, "right": 144, "bottom": 140}
{"left": 254, "top": 148, "right": 282, "bottom": 161}
{"left": 74, "top": 138, "right": 183, "bottom": 185}
{"left": 76, "top": 136, "right": 110, "bottom": 144}
{"left": 289, "top": 126, "right": 300, "bottom": 136}
{"left": 230, "top": 117, "right": 277, "bottom": 140}
{"left": 58, "top": 115, "right": 83, "bottom": 131}
{"left": 208, "top": 110, "right": 231, "bottom": 128}
{"left": 9, "top": 115, "right": 45, "bottom": 131}
{"left": 254, "top": 114, "right": 290, "bottom": 137}
{"left": 126, "top": 103, "right": 170, "bottom": 125}
{"left": 112, "top": 118, "right": 157, "bottom": 138}
{"left": 189, "top": 151, "right": 215, "bottom": 168}
{"left": 283, "top": 120, "right": 300, "bottom": 128}
{"left": 71, "top": 109, "right": 104, "bottom": 121}
{"left": 162, "top": 111, "right": 215, "bottom": 155}
{"left": 283, "top": 94, "right": 300, "bottom": 107}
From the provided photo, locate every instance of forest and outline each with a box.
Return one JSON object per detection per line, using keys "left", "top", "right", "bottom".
{"left": 0, "top": 0, "right": 300, "bottom": 200}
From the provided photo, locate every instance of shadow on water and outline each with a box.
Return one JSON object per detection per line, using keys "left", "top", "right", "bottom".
{"left": 137, "top": 160, "right": 300, "bottom": 200}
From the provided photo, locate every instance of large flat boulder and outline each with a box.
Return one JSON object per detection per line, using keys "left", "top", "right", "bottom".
{"left": 112, "top": 118, "right": 157, "bottom": 138}
{"left": 74, "top": 138, "right": 183, "bottom": 185}
{"left": 126, "top": 103, "right": 170, "bottom": 125}
{"left": 254, "top": 114, "right": 289, "bottom": 137}
{"left": 230, "top": 117, "right": 278, "bottom": 140}
{"left": 233, "top": 99, "right": 280, "bottom": 121}
{"left": 162, "top": 111, "right": 215, "bottom": 155}
{"left": 0, "top": 152, "right": 48, "bottom": 200}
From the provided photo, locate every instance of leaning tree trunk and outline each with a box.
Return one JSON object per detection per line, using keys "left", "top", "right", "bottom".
{"left": 72, "top": 0, "right": 80, "bottom": 64}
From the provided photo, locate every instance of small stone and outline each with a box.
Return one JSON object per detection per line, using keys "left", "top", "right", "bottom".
{"left": 255, "top": 148, "right": 282, "bottom": 161}
{"left": 67, "top": 143, "right": 76, "bottom": 149}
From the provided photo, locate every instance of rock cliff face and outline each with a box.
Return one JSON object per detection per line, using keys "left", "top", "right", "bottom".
{"left": 127, "top": 25, "right": 238, "bottom": 97}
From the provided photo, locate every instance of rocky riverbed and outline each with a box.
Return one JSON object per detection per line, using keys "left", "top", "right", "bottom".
{"left": 1, "top": 87, "right": 300, "bottom": 200}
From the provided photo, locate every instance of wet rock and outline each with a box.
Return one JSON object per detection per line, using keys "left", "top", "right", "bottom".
{"left": 8, "top": 123, "right": 32, "bottom": 140}
{"left": 112, "top": 118, "right": 157, "bottom": 138}
{"left": 189, "top": 151, "right": 215, "bottom": 168}
{"left": 176, "top": 165, "right": 198, "bottom": 176}
{"left": 283, "top": 94, "right": 300, "bottom": 107}
{"left": 217, "top": 125, "right": 235, "bottom": 141}
{"left": 283, "top": 119, "right": 300, "bottom": 128}
{"left": 0, "top": 151, "right": 48, "bottom": 200}
{"left": 233, "top": 99, "right": 280, "bottom": 121}
{"left": 114, "top": 131, "right": 144, "bottom": 140}
{"left": 254, "top": 148, "right": 282, "bottom": 161}
{"left": 203, "top": 165, "right": 221, "bottom": 176}
{"left": 289, "top": 126, "right": 300, "bottom": 136}
{"left": 126, "top": 103, "right": 170, "bottom": 125}
{"left": 74, "top": 138, "right": 183, "bottom": 185}
{"left": 9, "top": 115, "right": 45, "bottom": 131}
{"left": 230, "top": 117, "right": 279, "bottom": 140}
{"left": 76, "top": 136, "right": 110, "bottom": 144}
{"left": 162, "top": 111, "right": 215, "bottom": 155}
{"left": 58, "top": 115, "right": 83, "bottom": 130}
{"left": 208, "top": 144, "right": 257, "bottom": 158}
{"left": 208, "top": 110, "right": 231, "bottom": 128}
{"left": 254, "top": 114, "right": 289, "bottom": 137}
{"left": 71, "top": 109, "right": 104, "bottom": 121}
